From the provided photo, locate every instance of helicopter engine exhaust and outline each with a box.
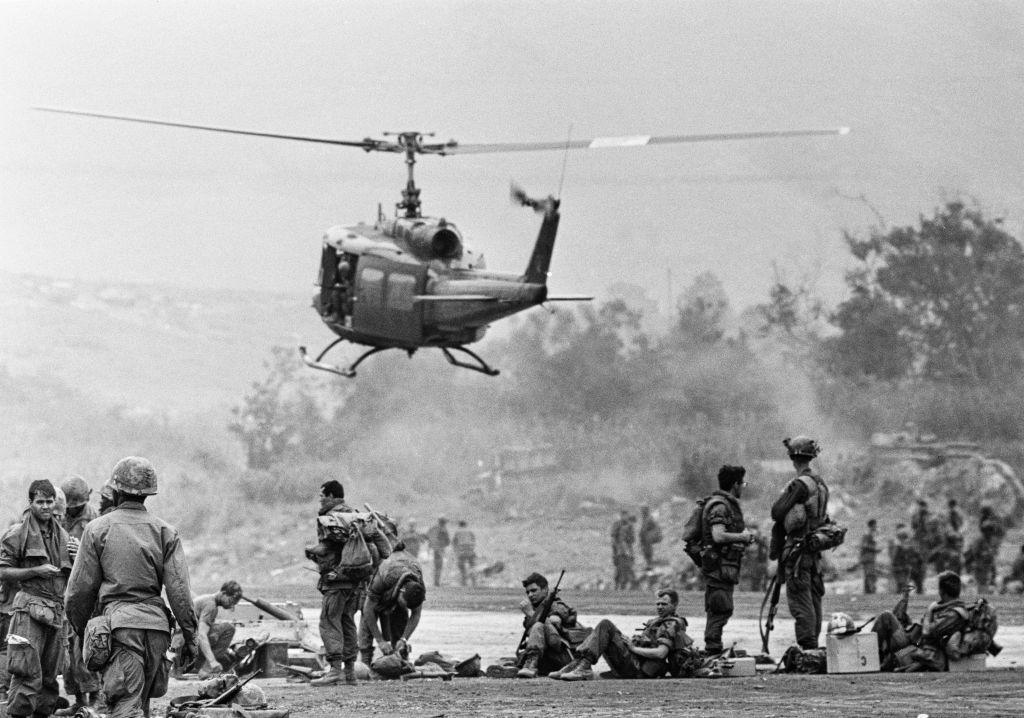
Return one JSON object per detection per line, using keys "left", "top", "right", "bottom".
{"left": 393, "top": 220, "right": 463, "bottom": 261}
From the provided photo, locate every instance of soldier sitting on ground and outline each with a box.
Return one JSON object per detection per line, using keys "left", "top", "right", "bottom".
{"left": 554, "top": 589, "right": 695, "bottom": 681}
{"left": 516, "top": 572, "right": 589, "bottom": 678}
{"left": 171, "top": 580, "right": 244, "bottom": 677}
{"left": 871, "top": 570, "right": 970, "bottom": 672}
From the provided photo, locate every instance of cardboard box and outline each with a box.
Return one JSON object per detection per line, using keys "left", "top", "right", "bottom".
{"left": 721, "top": 656, "right": 757, "bottom": 677}
{"left": 826, "top": 632, "right": 880, "bottom": 674}
{"left": 947, "top": 653, "right": 987, "bottom": 672}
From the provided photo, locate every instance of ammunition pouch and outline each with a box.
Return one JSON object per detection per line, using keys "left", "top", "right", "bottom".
{"left": 83, "top": 614, "right": 113, "bottom": 671}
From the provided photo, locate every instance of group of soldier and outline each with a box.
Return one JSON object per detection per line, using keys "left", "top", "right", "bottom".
{"left": 397, "top": 517, "right": 477, "bottom": 588}
{"left": 857, "top": 496, "right": 1013, "bottom": 596}
{"left": 0, "top": 458, "right": 201, "bottom": 718}
{"left": 609, "top": 505, "right": 663, "bottom": 590}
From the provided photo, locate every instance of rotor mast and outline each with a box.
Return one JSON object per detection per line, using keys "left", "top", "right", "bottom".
{"left": 389, "top": 131, "right": 430, "bottom": 218}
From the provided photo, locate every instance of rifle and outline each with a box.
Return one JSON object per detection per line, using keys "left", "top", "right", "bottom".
{"left": 364, "top": 503, "right": 395, "bottom": 551}
{"left": 517, "top": 569, "right": 565, "bottom": 651}
{"left": 759, "top": 573, "right": 783, "bottom": 655}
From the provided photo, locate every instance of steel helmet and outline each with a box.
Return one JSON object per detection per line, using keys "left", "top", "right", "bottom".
{"left": 53, "top": 487, "right": 67, "bottom": 517}
{"left": 110, "top": 456, "right": 158, "bottom": 496}
{"left": 61, "top": 475, "right": 92, "bottom": 508}
{"left": 784, "top": 436, "right": 821, "bottom": 459}
{"left": 827, "top": 612, "right": 856, "bottom": 636}
{"left": 234, "top": 683, "right": 267, "bottom": 709}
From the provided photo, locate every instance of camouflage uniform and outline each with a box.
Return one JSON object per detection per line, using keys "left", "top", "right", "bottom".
{"left": 573, "top": 613, "right": 688, "bottom": 678}
{"left": 872, "top": 598, "right": 969, "bottom": 671}
{"left": 700, "top": 491, "right": 745, "bottom": 654}
{"left": 770, "top": 467, "right": 829, "bottom": 650}
{"left": 638, "top": 510, "right": 662, "bottom": 570}
{"left": 0, "top": 513, "right": 73, "bottom": 718}
{"left": 65, "top": 500, "right": 198, "bottom": 718}
{"left": 310, "top": 500, "right": 392, "bottom": 672}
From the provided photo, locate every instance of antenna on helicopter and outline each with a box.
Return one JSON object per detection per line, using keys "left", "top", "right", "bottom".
{"left": 557, "top": 123, "right": 573, "bottom": 200}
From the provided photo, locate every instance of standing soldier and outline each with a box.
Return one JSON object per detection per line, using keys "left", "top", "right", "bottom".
{"left": 946, "top": 498, "right": 963, "bottom": 533}
{"left": 889, "top": 526, "right": 921, "bottom": 593}
{"left": 426, "top": 517, "right": 450, "bottom": 588}
{"left": 700, "top": 465, "right": 755, "bottom": 655}
{"left": 740, "top": 523, "right": 769, "bottom": 592}
{"left": 306, "top": 481, "right": 391, "bottom": 686}
{"left": 65, "top": 457, "right": 199, "bottom": 718}
{"left": 609, "top": 511, "right": 628, "bottom": 589}
{"left": 0, "top": 480, "right": 74, "bottom": 718}
{"left": 399, "top": 521, "right": 428, "bottom": 560}
{"left": 770, "top": 436, "right": 830, "bottom": 650}
{"left": 638, "top": 506, "right": 663, "bottom": 571}
{"left": 451, "top": 520, "right": 477, "bottom": 588}
{"left": 58, "top": 475, "right": 101, "bottom": 715}
{"left": 858, "top": 519, "right": 880, "bottom": 594}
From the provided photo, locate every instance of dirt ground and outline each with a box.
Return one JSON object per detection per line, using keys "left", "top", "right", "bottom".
{"left": 162, "top": 586, "right": 1023, "bottom": 717}
{"left": 158, "top": 671, "right": 1024, "bottom": 718}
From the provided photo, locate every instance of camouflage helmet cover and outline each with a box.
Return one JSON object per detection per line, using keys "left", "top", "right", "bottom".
{"left": 110, "top": 456, "right": 158, "bottom": 495}
{"left": 827, "top": 612, "right": 856, "bottom": 636}
{"left": 61, "top": 475, "right": 92, "bottom": 507}
{"left": 100, "top": 477, "right": 116, "bottom": 502}
{"left": 783, "top": 435, "right": 821, "bottom": 458}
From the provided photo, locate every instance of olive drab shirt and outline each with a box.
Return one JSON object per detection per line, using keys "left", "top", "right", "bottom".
{"left": 64, "top": 501, "right": 198, "bottom": 640}
{"left": 62, "top": 503, "right": 100, "bottom": 541}
{"left": 701, "top": 491, "right": 745, "bottom": 583}
{"left": 0, "top": 513, "right": 73, "bottom": 603}
{"left": 366, "top": 549, "right": 424, "bottom": 611}
{"left": 635, "top": 613, "right": 688, "bottom": 675}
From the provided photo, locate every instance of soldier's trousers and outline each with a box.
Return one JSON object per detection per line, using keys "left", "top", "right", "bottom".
{"left": 785, "top": 558, "right": 824, "bottom": 650}
{"left": 521, "top": 622, "right": 572, "bottom": 676}
{"left": 64, "top": 624, "right": 102, "bottom": 696}
{"left": 703, "top": 580, "right": 735, "bottom": 655}
{"left": 870, "top": 612, "right": 911, "bottom": 670}
{"left": 575, "top": 619, "right": 641, "bottom": 678}
{"left": 358, "top": 606, "right": 410, "bottom": 665}
{"left": 5, "top": 611, "right": 64, "bottom": 717}
{"left": 102, "top": 628, "right": 170, "bottom": 718}
{"left": 862, "top": 566, "right": 877, "bottom": 595}
{"left": 457, "top": 555, "right": 476, "bottom": 587}
{"left": 320, "top": 589, "right": 360, "bottom": 665}
{"left": 432, "top": 551, "right": 444, "bottom": 587}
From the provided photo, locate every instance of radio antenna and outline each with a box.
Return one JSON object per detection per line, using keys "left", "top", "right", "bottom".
{"left": 557, "top": 123, "right": 573, "bottom": 199}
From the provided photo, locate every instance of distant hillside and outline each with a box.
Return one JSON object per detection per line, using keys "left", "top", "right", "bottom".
{"left": 0, "top": 270, "right": 325, "bottom": 414}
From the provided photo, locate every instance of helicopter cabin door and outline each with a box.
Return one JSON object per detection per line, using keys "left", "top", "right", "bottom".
{"left": 352, "top": 254, "right": 426, "bottom": 344}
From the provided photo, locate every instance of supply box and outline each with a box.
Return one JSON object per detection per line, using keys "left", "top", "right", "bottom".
{"left": 825, "top": 633, "right": 880, "bottom": 674}
{"left": 721, "top": 656, "right": 757, "bottom": 677}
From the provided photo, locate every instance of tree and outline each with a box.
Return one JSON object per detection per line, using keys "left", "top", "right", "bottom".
{"left": 673, "top": 271, "right": 729, "bottom": 346}
{"left": 836, "top": 201, "right": 1024, "bottom": 380}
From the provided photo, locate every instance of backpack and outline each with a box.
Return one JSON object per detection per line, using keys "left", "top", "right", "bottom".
{"left": 805, "top": 520, "right": 848, "bottom": 552}
{"left": 946, "top": 598, "right": 999, "bottom": 659}
{"left": 665, "top": 617, "right": 701, "bottom": 677}
{"left": 682, "top": 496, "right": 725, "bottom": 568}
{"left": 334, "top": 522, "right": 375, "bottom": 581}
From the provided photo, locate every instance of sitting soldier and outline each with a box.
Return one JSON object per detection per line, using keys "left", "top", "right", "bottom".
{"left": 516, "top": 572, "right": 588, "bottom": 678}
{"left": 555, "top": 589, "right": 694, "bottom": 681}
{"left": 872, "top": 570, "right": 970, "bottom": 671}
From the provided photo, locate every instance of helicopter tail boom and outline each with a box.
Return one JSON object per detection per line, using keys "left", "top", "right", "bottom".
{"left": 519, "top": 193, "right": 561, "bottom": 285}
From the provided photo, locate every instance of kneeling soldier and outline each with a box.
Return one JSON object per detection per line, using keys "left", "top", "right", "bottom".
{"left": 556, "top": 589, "right": 692, "bottom": 681}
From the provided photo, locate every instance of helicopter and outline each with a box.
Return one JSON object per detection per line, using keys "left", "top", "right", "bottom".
{"left": 34, "top": 107, "right": 848, "bottom": 377}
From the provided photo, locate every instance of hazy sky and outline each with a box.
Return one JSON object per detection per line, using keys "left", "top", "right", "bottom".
{"left": 3, "top": 0, "right": 1023, "bottom": 311}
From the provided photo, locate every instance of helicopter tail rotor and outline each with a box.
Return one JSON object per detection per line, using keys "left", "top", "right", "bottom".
{"left": 510, "top": 182, "right": 557, "bottom": 215}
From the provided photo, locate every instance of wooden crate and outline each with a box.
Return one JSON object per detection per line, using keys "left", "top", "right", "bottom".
{"left": 826, "top": 633, "right": 880, "bottom": 674}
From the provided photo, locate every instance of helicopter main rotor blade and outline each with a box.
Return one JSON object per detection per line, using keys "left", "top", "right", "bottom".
{"left": 32, "top": 107, "right": 394, "bottom": 151}
{"left": 436, "top": 127, "right": 850, "bottom": 155}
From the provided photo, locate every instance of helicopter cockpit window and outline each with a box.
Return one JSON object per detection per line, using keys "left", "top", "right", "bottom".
{"left": 386, "top": 273, "right": 416, "bottom": 311}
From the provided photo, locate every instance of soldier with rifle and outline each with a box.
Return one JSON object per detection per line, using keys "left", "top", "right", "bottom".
{"left": 515, "top": 571, "right": 588, "bottom": 678}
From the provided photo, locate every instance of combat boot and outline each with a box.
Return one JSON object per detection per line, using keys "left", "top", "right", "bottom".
{"left": 310, "top": 661, "right": 344, "bottom": 686}
{"left": 548, "top": 658, "right": 582, "bottom": 680}
{"left": 516, "top": 654, "right": 539, "bottom": 679}
{"left": 560, "top": 658, "right": 594, "bottom": 681}
{"left": 343, "top": 661, "right": 358, "bottom": 686}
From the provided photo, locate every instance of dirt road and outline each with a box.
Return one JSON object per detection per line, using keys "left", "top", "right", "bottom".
{"left": 158, "top": 671, "right": 1023, "bottom": 718}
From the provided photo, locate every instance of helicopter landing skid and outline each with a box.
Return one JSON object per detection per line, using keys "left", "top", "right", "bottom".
{"left": 299, "top": 341, "right": 398, "bottom": 378}
{"left": 440, "top": 346, "right": 500, "bottom": 376}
